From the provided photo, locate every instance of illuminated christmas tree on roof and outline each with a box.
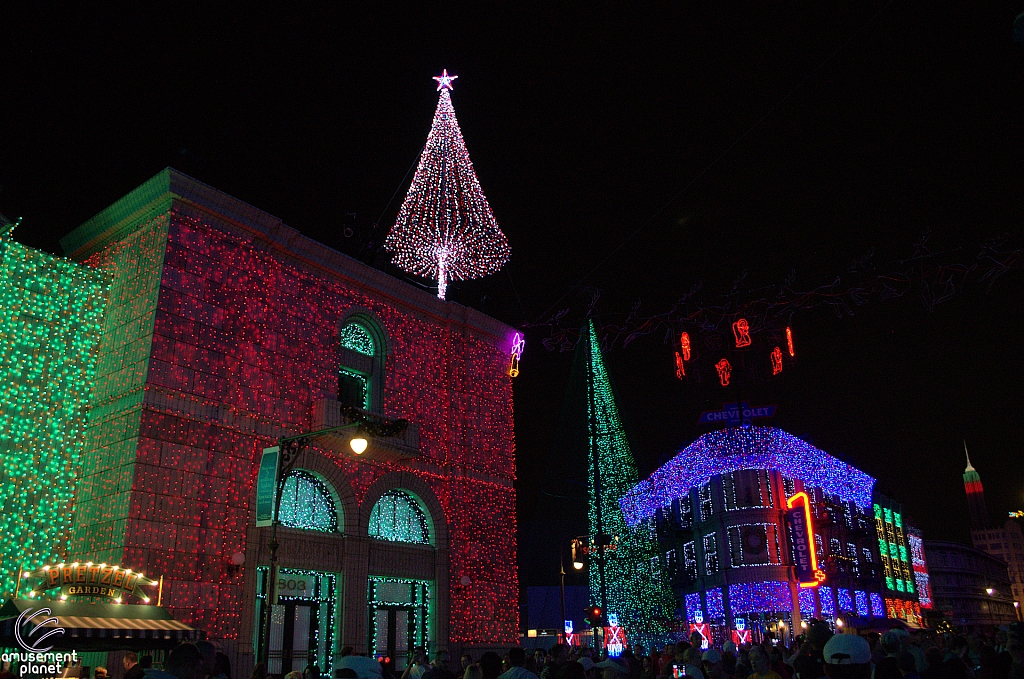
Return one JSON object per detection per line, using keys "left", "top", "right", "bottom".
{"left": 385, "top": 70, "right": 510, "bottom": 300}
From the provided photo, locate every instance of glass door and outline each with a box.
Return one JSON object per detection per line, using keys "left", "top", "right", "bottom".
{"left": 257, "top": 568, "right": 337, "bottom": 677}
{"left": 372, "top": 607, "right": 413, "bottom": 672}
{"left": 267, "top": 601, "right": 317, "bottom": 675}
{"left": 368, "top": 577, "right": 431, "bottom": 674}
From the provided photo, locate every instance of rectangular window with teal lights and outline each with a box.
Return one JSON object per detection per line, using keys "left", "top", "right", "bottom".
{"left": 339, "top": 368, "right": 370, "bottom": 409}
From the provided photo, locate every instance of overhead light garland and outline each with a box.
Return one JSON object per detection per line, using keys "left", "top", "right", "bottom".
{"left": 385, "top": 70, "right": 511, "bottom": 300}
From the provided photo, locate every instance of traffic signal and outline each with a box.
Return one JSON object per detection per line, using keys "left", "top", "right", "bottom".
{"left": 585, "top": 605, "right": 603, "bottom": 626}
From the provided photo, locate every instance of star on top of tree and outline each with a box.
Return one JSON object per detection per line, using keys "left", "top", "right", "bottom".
{"left": 432, "top": 69, "right": 458, "bottom": 91}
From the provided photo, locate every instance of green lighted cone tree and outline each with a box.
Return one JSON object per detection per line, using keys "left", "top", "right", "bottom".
{"left": 580, "top": 321, "right": 675, "bottom": 646}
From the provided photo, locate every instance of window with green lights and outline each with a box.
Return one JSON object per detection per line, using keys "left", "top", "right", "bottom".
{"left": 279, "top": 470, "right": 339, "bottom": 532}
{"left": 339, "top": 318, "right": 386, "bottom": 412}
{"left": 368, "top": 490, "right": 430, "bottom": 544}
{"left": 340, "top": 323, "right": 375, "bottom": 356}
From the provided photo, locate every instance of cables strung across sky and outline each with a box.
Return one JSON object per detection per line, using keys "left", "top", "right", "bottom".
{"left": 526, "top": 232, "right": 1021, "bottom": 384}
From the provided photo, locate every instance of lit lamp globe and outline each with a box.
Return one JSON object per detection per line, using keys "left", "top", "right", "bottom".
{"left": 350, "top": 437, "right": 368, "bottom": 455}
{"left": 572, "top": 559, "right": 584, "bottom": 571}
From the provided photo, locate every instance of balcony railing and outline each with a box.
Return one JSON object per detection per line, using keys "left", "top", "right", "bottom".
{"left": 310, "top": 399, "right": 420, "bottom": 463}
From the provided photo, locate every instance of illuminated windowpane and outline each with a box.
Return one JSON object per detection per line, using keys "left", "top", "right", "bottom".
{"left": 279, "top": 470, "right": 338, "bottom": 532}
{"left": 369, "top": 490, "right": 429, "bottom": 544}
{"left": 340, "top": 323, "right": 375, "bottom": 355}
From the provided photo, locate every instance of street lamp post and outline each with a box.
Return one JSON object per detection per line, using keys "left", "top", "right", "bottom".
{"left": 259, "top": 413, "right": 405, "bottom": 670}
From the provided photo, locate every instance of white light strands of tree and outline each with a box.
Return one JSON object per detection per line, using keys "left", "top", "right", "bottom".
{"left": 385, "top": 70, "right": 511, "bottom": 300}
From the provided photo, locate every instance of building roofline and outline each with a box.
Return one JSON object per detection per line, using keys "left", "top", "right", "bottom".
{"left": 59, "top": 168, "right": 519, "bottom": 347}
{"left": 620, "top": 425, "right": 876, "bottom": 527}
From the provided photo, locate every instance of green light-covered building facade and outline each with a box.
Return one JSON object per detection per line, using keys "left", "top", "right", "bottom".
{"left": 0, "top": 219, "right": 107, "bottom": 597}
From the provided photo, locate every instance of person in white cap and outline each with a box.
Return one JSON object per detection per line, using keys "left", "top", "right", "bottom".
{"left": 594, "top": 659, "right": 629, "bottom": 679}
{"left": 821, "top": 634, "right": 872, "bottom": 679}
{"left": 700, "top": 650, "right": 724, "bottom": 679}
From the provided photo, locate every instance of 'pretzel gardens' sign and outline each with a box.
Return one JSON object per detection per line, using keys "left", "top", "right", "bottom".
{"left": 23, "top": 563, "right": 159, "bottom": 602}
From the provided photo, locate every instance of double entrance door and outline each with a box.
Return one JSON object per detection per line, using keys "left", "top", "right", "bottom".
{"left": 372, "top": 606, "right": 414, "bottom": 673}
{"left": 268, "top": 600, "right": 320, "bottom": 675}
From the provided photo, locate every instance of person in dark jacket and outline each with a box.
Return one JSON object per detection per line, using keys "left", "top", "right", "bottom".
{"left": 125, "top": 653, "right": 145, "bottom": 679}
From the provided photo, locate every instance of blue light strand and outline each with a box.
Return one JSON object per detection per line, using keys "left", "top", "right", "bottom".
{"left": 727, "top": 581, "right": 790, "bottom": 615}
{"left": 870, "top": 593, "right": 885, "bottom": 618}
{"left": 685, "top": 592, "right": 702, "bottom": 622}
{"left": 819, "top": 586, "right": 835, "bottom": 616}
{"left": 838, "top": 588, "right": 853, "bottom": 613}
{"left": 621, "top": 427, "right": 876, "bottom": 526}
{"left": 799, "top": 587, "right": 815, "bottom": 614}
{"left": 706, "top": 587, "right": 725, "bottom": 619}
{"left": 855, "top": 590, "right": 869, "bottom": 617}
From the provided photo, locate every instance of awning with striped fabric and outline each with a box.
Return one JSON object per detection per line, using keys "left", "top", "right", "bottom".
{"left": 0, "top": 599, "right": 199, "bottom": 651}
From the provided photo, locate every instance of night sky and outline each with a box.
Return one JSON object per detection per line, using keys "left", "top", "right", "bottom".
{"left": 3, "top": 5, "right": 1022, "bottom": 584}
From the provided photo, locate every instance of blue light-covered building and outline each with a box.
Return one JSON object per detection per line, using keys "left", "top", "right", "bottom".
{"left": 620, "top": 427, "right": 925, "bottom": 644}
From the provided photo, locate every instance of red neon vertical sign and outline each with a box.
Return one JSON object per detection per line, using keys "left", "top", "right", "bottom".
{"left": 786, "top": 492, "right": 825, "bottom": 588}
{"left": 786, "top": 327, "right": 795, "bottom": 357}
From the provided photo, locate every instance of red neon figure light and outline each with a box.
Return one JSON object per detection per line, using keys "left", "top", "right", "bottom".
{"left": 771, "top": 346, "right": 783, "bottom": 375}
{"left": 675, "top": 351, "right": 685, "bottom": 379}
{"left": 680, "top": 332, "right": 691, "bottom": 361}
{"left": 715, "top": 358, "right": 732, "bottom": 386}
{"left": 786, "top": 327, "right": 795, "bottom": 357}
{"left": 731, "top": 628, "right": 751, "bottom": 646}
{"left": 688, "top": 622, "right": 711, "bottom": 650}
{"left": 732, "top": 319, "right": 752, "bottom": 347}
{"left": 787, "top": 492, "right": 825, "bottom": 588}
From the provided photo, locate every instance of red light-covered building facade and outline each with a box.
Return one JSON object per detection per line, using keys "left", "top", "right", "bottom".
{"left": 60, "top": 169, "right": 519, "bottom": 674}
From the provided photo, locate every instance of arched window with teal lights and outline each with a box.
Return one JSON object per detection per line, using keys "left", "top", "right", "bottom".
{"left": 368, "top": 490, "right": 430, "bottom": 544}
{"left": 340, "top": 323, "right": 375, "bottom": 356}
{"left": 279, "top": 470, "right": 339, "bottom": 532}
{"left": 338, "top": 315, "right": 387, "bottom": 412}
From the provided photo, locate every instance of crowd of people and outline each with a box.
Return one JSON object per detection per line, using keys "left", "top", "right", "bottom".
{"left": 479, "top": 624, "right": 1024, "bottom": 679}
{"left": 43, "top": 624, "right": 1021, "bottom": 679}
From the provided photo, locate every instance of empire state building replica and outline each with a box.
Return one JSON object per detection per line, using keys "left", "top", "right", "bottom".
{"left": 963, "top": 443, "right": 1024, "bottom": 617}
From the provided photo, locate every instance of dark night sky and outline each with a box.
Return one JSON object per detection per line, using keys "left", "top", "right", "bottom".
{"left": 2, "top": 4, "right": 1022, "bottom": 577}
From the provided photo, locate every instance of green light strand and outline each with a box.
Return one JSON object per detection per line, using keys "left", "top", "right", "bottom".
{"left": 0, "top": 234, "right": 107, "bottom": 599}
{"left": 279, "top": 470, "right": 338, "bottom": 532}
{"left": 584, "top": 321, "right": 674, "bottom": 647}
{"left": 368, "top": 490, "right": 430, "bottom": 544}
{"left": 340, "top": 323, "right": 375, "bottom": 356}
